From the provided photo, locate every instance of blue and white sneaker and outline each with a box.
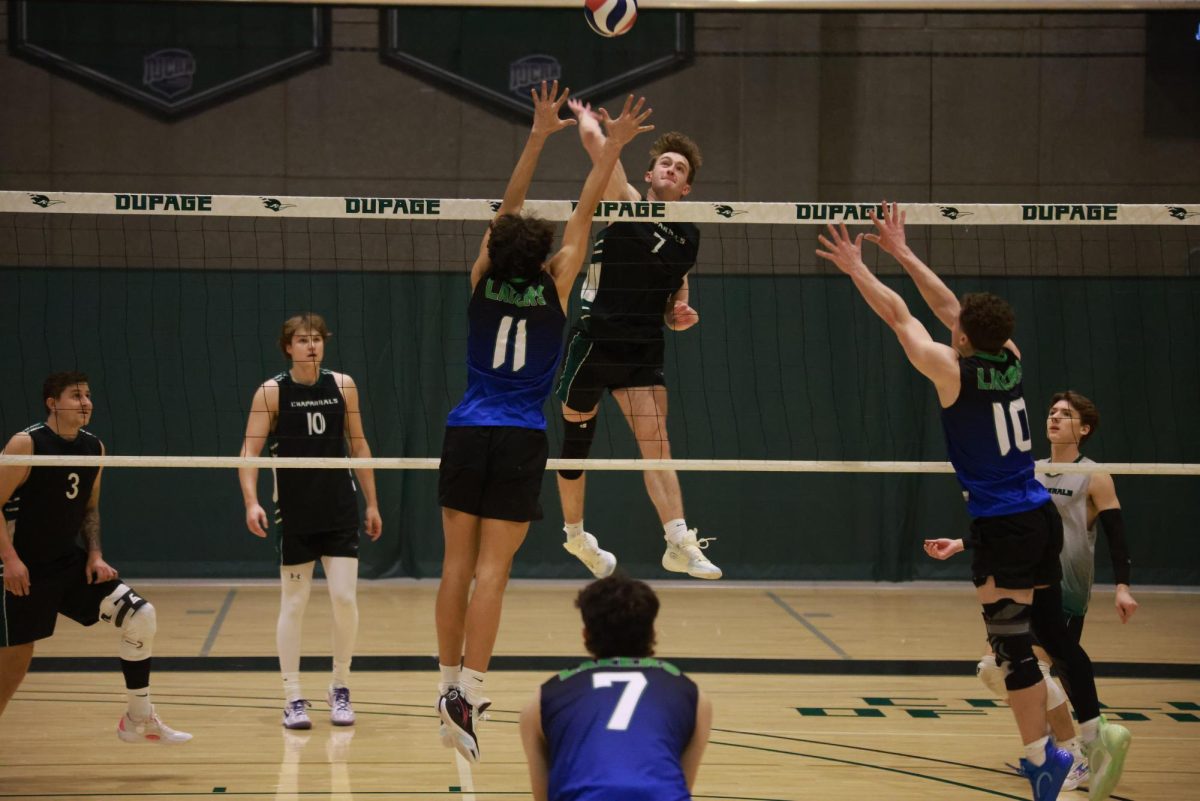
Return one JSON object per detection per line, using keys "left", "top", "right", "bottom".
{"left": 328, "top": 687, "right": 355, "bottom": 726}
{"left": 1063, "top": 748, "right": 1088, "bottom": 792}
{"left": 282, "top": 699, "right": 312, "bottom": 730}
{"left": 1016, "top": 740, "right": 1073, "bottom": 801}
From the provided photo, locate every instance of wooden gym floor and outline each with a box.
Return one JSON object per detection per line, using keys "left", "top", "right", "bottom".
{"left": 1, "top": 581, "right": 1196, "bottom": 800}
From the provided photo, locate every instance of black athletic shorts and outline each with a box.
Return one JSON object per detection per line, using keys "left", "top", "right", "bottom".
{"left": 0, "top": 547, "right": 123, "bottom": 646}
{"left": 970, "top": 500, "right": 1064, "bottom": 590}
{"left": 438, "top": 425, "right": 548, "bottom": 523}
{"left": 555, "top": 328, "right": 666, "bottom": 412}
{"left": 277, "top": 526, "right": 360, "bottom": 566}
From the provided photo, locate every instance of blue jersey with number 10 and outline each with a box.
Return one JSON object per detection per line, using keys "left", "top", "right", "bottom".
{"left": 541, "top": 658, "right": 697, "bottom": 801}
{"left": 940, "top": 347, "right": 1049, "bottom": 518}
{"left": 447, "top": 271, "right": 567, "bottom": 430}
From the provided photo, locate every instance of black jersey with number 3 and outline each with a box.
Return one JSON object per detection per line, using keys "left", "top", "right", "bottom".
{"left": 2, "top": 424, "right": 102, "bottom": 565}
{"left": 579, "top": 220, "right": 700, "bottom": 341}
{"left": 270, "top": 370, "right": 359, "bottom": 536}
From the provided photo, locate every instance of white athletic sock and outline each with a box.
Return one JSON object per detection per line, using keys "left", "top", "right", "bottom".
{"left": 1024, "top": 735, "right": 1050, "bottom": 766}
{"left": 1079, "top": 716, "right": 1101, "bottom": 744}
{"left": 663, "top": 518, "right": 689, "bottom": 545}
{"left": 323, "top": 557, "right": 359, "bottom": 692}
{"left": 460, "top": 667, "right": 486, "bottom": 706}
{"left": 278, "top": 562, "right": 314, "bottom": 698}
{"left": 282, "top": 672, "right": 303, "bottom": 704}
{"left": 127, "top": 688, "right": 152, "bottom": 721}
{"left": 564, "top": 521, "right": 585, "bottom": 541}
{"left": 439, "top": 663, "right": 461, "bottom": 695}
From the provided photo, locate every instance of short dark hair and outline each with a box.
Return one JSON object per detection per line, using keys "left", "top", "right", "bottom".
{"left": 1050, "top": 390, "right": 1100, "bottom": 445}
{"left": 43, "top": 371, "right": 89, "bottom": 411}
{"left": 486, "top": 213, "right": 555, "bottom": 283}
{"left": 647, "top": 132, "right": 702, "bottom": 185}
{"left": 278, "top": 312, "right": 332, "bottom": 358}
{"left": 959, "top": 292, "right": 1015, "bottom": 353}
{"left": 576, "top": 572, "right": 660, "bottom": 659}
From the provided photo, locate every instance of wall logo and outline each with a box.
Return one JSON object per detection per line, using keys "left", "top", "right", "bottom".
{"left": 1168, "top": 206, "right": 1198, "bottom": 221}
{"left": 713, "top": 204, "right": 747, "bottom": 219}
{"left": 10, "top": 3, "right": 328, "bottom": 119}
{"left": 939, "top": 206, "right": 973, "bottom": 220}
{"left": 489, "top": 201, "right": 502, "bottom": 213}
{"left": 261, "top": 197, "right": 295, "bottom": 212}
{"left": 509, "top": 55, "right": 561, "bottom": 99}
{"left": 28, "top": 194, "right": 64, "bottom": 208}
{"left": 143, "top": 49, "right": 196, "bottom": 100}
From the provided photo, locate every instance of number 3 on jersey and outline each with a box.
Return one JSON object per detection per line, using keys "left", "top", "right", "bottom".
{"left": 592, "top": 671, "right": 648, "bottom": 731}
{"left": 492, "top": 315, "right": 527, "bottom": 372}
{"left": 993, "top": 398, "right": 1032, "bottom": 456}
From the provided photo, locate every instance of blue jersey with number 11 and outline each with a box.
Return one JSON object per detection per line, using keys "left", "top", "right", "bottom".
{"left": 940, "top": 347, "right": 1049, "bottom": 518}
{"left": 541, "top": 658, "right": 697, "bottom": 801}
{"left": 446, "top": 271, "right": 566, "bottom": 430}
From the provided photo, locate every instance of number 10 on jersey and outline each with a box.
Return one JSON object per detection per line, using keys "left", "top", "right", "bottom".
{"left": 993, "top": 398, "right": 1032, "bottom": 456}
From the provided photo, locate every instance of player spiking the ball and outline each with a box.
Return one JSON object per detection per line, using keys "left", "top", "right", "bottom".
{"left": 555, "top": 97, "right": 720, "bottom": 582}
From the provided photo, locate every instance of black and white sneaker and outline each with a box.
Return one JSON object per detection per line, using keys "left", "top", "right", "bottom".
{"left": 437, "top": 688, "right": 489, "bottom": 763}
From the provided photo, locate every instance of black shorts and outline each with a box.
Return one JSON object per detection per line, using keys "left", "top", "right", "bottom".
{"left": 438, "top": 425, "right": 548, "bottom": 522}
{"left": 971, "top": 501, "right": 1064, "bottom": 590}
{"left": 277, "top": 526, "right": 360, "bottom": 567}
{"left": 555, "top": 329, "right": 665, "bottom": 412}
{"left": 0, "top": 548, "right": 123, "bottom": 646}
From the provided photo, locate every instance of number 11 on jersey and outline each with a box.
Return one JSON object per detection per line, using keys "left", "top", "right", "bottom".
{"left": 492, "top": 315, "right": 527, "bottom": 372}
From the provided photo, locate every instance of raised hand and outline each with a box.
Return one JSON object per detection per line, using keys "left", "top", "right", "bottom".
{"left": 603, "top": 94, "right": 654, "bottom": 146}
{"left": 865, "top": 200, "right": 908, "bottom": 257}
{"left": 530, "top": 80, "right": 577, "bottom": 140}
{"left": 815, "top": 222, "right": 867, "bottom": 275}
{"left": 567, "top": 97, "right": 601, "bottom": 123}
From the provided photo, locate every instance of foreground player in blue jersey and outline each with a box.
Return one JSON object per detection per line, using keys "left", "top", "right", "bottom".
{"left": 435, "top": 83, "right": 654, "bottom": 763}
{"left": 816, "top": 202, "right": 1129, "bottom": 801}
{"left": 519, "top": 574, "right": 712, "bottom": 801}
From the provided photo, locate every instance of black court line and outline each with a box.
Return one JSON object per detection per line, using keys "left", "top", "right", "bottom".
{"left": 199, "top": 588, "right": 236, "bottom": 657}
{"left": 766, "top": 591, "right": 851, "bottom": 659}
{"left": 27, "top": 654, "right": 1200, "bottom": 679}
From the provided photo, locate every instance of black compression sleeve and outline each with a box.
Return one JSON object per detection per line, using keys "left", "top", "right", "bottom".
{"left": 1097, "top": 508, "right": 1132, "bottom": 586}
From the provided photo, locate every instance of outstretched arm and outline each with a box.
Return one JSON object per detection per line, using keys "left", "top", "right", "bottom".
{"left": 550, "top": 95, "right": 655, "bottom": 303}
{"left": 567, "top": 98, "right": 639, "bottom": 202}
{"left": 816, "top": 222, "right": 960, "bottom": 403}
{"left": 471, "top": 81, "right": 577, "bottom": 290}
{"left": 866, "top": 201, "right": 961, "bottom": 332}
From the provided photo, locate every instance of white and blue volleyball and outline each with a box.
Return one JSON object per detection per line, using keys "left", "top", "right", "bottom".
{"left": 585, "top": 0, "right": 638, "bottom": 38}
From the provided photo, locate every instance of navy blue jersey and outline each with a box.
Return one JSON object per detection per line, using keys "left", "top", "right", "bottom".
{"left": 2, "top": 424, "right": 102, "bottom": 565}
{"left": 270, "top": 370, "right": 359, "bottom": 536}
{"left": 541, "top": 657, "right": 697, "bottom": 801}
{"left": 940, "top": 348, "right": 1049, "bottom": 518}
{"left": 447, "top": 271, "right": 567, "bottom": 430}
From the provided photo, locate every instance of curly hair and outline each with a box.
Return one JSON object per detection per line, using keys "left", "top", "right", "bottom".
{"left": 959, "top": 292, "right": 1015, "bottom": 354}
{"left": 43, "top": 371, "right": 89, "bottom": 410}
{"left": 576, "top": 572, "right": 659, "bottom": 659}
{"left": 647, "top": 132, "right": 702, "bottom": 185}
{"left": 1049, "top": 390, "right": 1100, "bottom": 446}
{"left": 486, "top": 213, "right": 556, "bottom": 282}
{"left": 278, "top": 312, "right": 332, "bottom": 358}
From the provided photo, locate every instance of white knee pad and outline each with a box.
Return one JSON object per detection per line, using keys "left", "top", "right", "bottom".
{"left": 99, "top": 584, "right": 155, "bottom": 661}
{"left": 1040, "top": 660, "right": 1068, "bottom": 710}
{"left": 976, "top": 654, "right": 1009, "bottom": 699}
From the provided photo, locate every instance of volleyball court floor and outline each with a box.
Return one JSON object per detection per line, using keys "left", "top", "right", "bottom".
{"left": 1, "top": 581, "right": 1196, "bottom": 800}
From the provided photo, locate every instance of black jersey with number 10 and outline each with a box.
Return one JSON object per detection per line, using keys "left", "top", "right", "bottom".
{"left": 270, "top": 370, "right": 359, "bottom": 536}
{"left": 579, "top": 221, "right": 700, "bottom": 341}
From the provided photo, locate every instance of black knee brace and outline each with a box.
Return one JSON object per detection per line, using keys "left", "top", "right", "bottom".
{"left": 558, "top": 416, "right": 598, "bottom": 480}
{"left": 982, "top": 599, "right": 1041, "bottom": 691}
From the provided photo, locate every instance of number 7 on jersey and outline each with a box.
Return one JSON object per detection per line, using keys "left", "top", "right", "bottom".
{"left": 592, "top": 671, "right": 648, "bottom": 731}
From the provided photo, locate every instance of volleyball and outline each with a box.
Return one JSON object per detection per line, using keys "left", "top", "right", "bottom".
{"left": 585, "top": 0, "right": 638, "bottom": 38}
